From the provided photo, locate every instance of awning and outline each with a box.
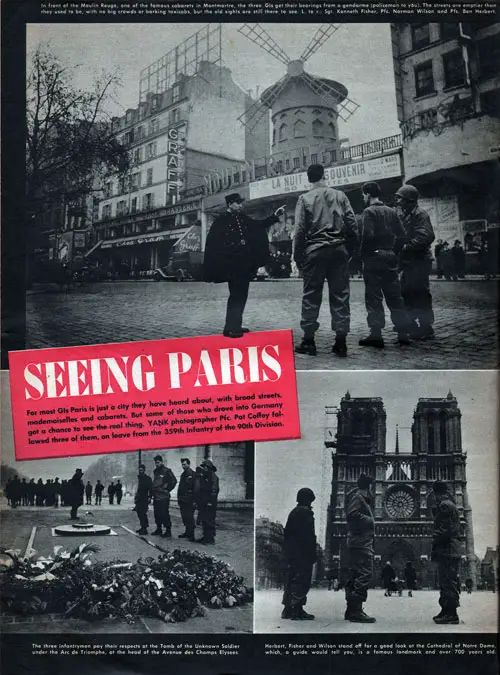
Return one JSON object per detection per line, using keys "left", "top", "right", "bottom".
{"left": 101, "top": 228, "right": 189, "bottom": 249}
{"left": 84, "top": 240, "right": 103, "bottom": 257}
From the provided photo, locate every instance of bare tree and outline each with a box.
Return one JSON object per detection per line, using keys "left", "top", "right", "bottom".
{"left": 26, "top": 45, "right": 129, "bottom": 241}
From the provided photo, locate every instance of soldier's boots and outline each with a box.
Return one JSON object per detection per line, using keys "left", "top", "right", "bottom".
{"left": 151, "top": 528, "right": 163, "bottom": 536}
{"left": 295, "top": 338, "right": 317, "bottom": 356}
{"left": 281, "top": 606, "right": 294, "bottom": 619}
{"left": 332, "top": 335, "right": 347, "bottom": 358}
{"left": 346, "top": 601, "right": 376, "bottom": 623}
{"left": 396, "top": 332, "right": 411, "bottom": 345}
{"left": 136, "top": 528, "right": 148, "bottom": 535}
{"left": 433, "top": 606, "right": 459, "bottom": 624}
{"left": 359, "top": 332, "right": 385, "bottom": 349}
{"left": 292, "top": 607, "right": 315, "bottom": 621}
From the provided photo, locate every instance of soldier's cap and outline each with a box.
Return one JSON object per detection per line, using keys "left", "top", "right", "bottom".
{"left": 201, "top": 458, "right": 217, "bottom": 471}
{"left": 395, "top": 184, "right": 419, "bottom": 202}
{"left": 296, "top": 487, "right": 315, "bottom": 505}
{"left": 357, "top": 473, "right": 373, "bottom": 489}
{"left": 154, "top": 454, "right": 163, "bottom": 462}
{"left": 432, "top": 480, "right": 448, "bottom": 494}
{"left": 225, "top": 192, "right": 245, "bottom": 206}
{"left": 75, "top": 468, "right": 83, "bottom": 475}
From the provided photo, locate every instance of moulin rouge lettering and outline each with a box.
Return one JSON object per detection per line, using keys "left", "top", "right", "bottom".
{"left": 23, "top": 345, "right": 282, "bottom": 400}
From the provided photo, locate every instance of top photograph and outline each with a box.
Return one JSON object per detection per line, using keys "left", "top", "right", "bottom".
{"left": 18, "top": 20, "right": 500, "bottom": 370}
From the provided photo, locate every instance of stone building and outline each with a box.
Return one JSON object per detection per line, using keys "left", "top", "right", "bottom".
{"left": 324, "top": 391, "right": 476, "bottom": 590}
{"left": 480, "top": 546, "right": 498, "bottom": 591}
{"left": 89, "top": 56, "right": 268, "bottom": 275}
{"left": 255, "top": 517, "right": 286, "bottom": 590}
{"left": 391, "top": 22, "right": 500, "bottom": 249}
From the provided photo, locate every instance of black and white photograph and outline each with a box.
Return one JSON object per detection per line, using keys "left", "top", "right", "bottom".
{"left": 254, "top": 370, "right": 498, "bottom": 633}
{"left": 0, "top": 373, "right": 255, "bottom": 634}
{"left": 18, "top": 20, "right": 499, "bottom": 370}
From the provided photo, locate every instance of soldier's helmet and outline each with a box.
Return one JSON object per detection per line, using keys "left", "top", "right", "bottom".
{"left": 296, "top": 487, "right": 315, "bottom": 505}
{"left": 395, "top": 184, "right": 420, "bottom": 203}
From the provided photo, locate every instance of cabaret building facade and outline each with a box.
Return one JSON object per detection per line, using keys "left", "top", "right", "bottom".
{"left": 324, "top": 392, "right": 476, "bottom": 590}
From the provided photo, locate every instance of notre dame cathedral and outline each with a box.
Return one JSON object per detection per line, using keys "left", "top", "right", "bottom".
{"left": 324, "top": 391, "right": 476, "bottom": 589}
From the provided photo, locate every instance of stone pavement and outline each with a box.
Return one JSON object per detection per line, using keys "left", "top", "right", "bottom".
{"left": 0, "top": 502, "right": 253, "bottom": 634}
{"left": 254, "top": 588, "right": 498, "bottom": 634}
{"left": 26, "top": 279, "right": 499, "bottom": 370}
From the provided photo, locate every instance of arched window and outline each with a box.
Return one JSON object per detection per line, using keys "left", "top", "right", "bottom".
{"left": 328, "top": 122, "right": 337, "bottom": 139}
{"left": 293, "top": 119, "right": 305, "bottom": 138}
{"left": 279, "top": 123, "right": 287, "bottom": 141}
{"left": 312, "top": 119, "right": 324, "bottom": 137}
{"left": 439, "top": 411, "right": 448, "bottom": 453}
{"left": 427, "top": 413, "right": 435, "bottom": 454}
{"left": 272, "top": 127, "right": 276, "bottom": 145}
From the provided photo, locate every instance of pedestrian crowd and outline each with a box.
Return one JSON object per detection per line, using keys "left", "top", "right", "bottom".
{"left": 281, "top": 477, "right": 463, "bottom": 626}
{"left": 3, "top": 475, "right": 115, "bottom": 509}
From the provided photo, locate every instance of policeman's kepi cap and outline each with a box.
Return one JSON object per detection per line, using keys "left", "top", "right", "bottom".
{"left": 357, "top": 473, "right": 373, "bottom": 489}
{"left": 433, "top": 480, "right": 448, "bottom": 495}
{"left": 225, "top": 192, "right": 245, "bottom": 206}
{"left": 296, "top": 487, "right": 315, "bottom": 505}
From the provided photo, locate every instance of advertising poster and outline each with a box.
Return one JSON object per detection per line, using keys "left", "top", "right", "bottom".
{"left": 1, "top": 2, "right": 499, "bottom": 675}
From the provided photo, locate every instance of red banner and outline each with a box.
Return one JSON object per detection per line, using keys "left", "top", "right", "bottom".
{"left": 9, "top": 330, "right": 300, "bottom": 460}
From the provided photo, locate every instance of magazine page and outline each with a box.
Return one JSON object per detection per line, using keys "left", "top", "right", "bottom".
{"left": 1, "top": 2, "right": 499, "bottom": 675}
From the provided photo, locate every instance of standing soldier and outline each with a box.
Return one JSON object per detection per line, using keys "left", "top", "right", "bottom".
{"left": 85, "top": 481, "right": 93, "bottom": 505}
{"left": 358, "top": 182, "right": 410, "bottom": 348}
{"left": 107, "top": 481, "right": 116, "bottom": 505}
{"left": 151, "top": 455, "right": 177, "bottom": 538}
{"left": 395, "top": 185, "right": 435, "bottom": 340}
{"left": 53, "top": 477, "right": 61, "bottom": 508}
{"left": 115, "top": 480, "right": 123, "bottom": 505}
{"left": 281, "top": 487, "right": 317, "bottom": 621}
{"left": 94, "top": 480, "right": 104, "bottom": 505}
{"left": 195, "top": 459, "right": 219, "bottom": 545}
{"left": 68, "top": 469, "right": 84, "bottom": 520}
{"left": 203, "top": 192, "right": 284, "bottom": 338}
{"left": 177, "top": 458, "right": 196, "bottom": 542}
{"left": 293, "top": 164, "right": 358, "bottom": 358}
{"left": 431, "top": 480, "right": 462, "bottom": 624}
{"left": 404, "top": 560, "right": 417, "bottom": 597}
{"left": 345, "top": 474, "right": 376, "bottom": 623}
{"left": 134, "top": 464, "right": 153, "bottom": 536}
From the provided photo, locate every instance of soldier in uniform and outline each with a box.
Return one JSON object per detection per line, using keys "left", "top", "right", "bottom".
{"left": 195, "top": 459, "right": 219, "bottom": 545}
{"left": 94, "top": 480, "right": 104, "bottom": 505}
{"left": 358, "top": 182, "right": 410, "bottom": 348}
{"left": 134, "top": 464, "right": 153, "bottom": 535}
{"left": 345, "top": 473, "right": 376, "bottom": 623}
{"left": 395, "top": 185, "right": 435, "bottom": 340}
{"left": 177, "top": 457, "right": 196, "bottom": 541}
{"left": 281, "top": 487, "right": 317, "bottom": 620}
{"left": 151, "top": 455, "right": 177, "bottom": 538}
{"left": 203, "top": 192, "right": 284, "bottom": 338}
{"left": 68, "top": 469, "right": 84, "bottom": 520}
{"left": 431, "top": 480, "right": 462, "bottom": 624}
{"left": 293, "top": 164, "right": 358, "bottom": 358}
{"left": 85, "top": 481, "right": 93, "bottom": 505}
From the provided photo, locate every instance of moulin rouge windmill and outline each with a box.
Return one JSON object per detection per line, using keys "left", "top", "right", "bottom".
{"left": 237, "top": 22, "right": 360, "bottom": 154}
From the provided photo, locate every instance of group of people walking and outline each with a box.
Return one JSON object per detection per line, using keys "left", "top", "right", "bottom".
{"left": 203, "top": 164, "right": 436, "bottom": 354}
{"left": 4, "top": 475, "right": 120, "bottom": 510}
{"left": 281, "top": 476, "right": 462, "bottom": 625}
{"left": 133, "top": 455, "right": 220, "bottom": 545}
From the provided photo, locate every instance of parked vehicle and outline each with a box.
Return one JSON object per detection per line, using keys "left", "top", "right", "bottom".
{"left": 152, "top": 251, "right": 204, "bottom": 282}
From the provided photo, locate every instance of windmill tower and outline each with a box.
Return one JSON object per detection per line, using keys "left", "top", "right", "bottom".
{"left": 237, "top": 24, "right": 359, "bottom": 163}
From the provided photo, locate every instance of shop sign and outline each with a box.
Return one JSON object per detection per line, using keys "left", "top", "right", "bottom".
{"left": 73, "top": 231, "right": 87, "bottom": 248}
{"left": 175, "top": 225, "right": 202, "bottom": 252}
{"left": 166, "top": 124, "right": 187, "bottom": 204}
{"left": 164, "top": 200, "right": 201, "bottom": 217}
{"left": 101, "top": 230, "right": 188, "bottom": 249}
{"left": 249, "top": 154, "right": 402, "bottom": 200}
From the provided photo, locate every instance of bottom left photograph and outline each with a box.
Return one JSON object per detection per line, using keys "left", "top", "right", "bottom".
{"left": 0, "top": 373, "right": 255, "bottom": 634}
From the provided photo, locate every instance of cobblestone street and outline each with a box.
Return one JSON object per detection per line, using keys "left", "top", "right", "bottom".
{"left": 254, "top": 588, "right": 498, "bottom": 634}
{"left": 0, "top": 500, "right": 253, "bottom": 634}
{"left": 26, "top": 279, "right": 498, "bottom": 370}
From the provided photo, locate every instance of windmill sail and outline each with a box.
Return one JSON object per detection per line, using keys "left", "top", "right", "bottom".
{"left": 299, "top": 24, "right": 341, "bottom": 62}
{"left": 237, "top": 24, "right": 291, "bottom": 65}
{"left": 238, "top": 76, "right": 288, "bottom": 131}
{"left": 300, "top": 71, "right": 360, "bottom": 122}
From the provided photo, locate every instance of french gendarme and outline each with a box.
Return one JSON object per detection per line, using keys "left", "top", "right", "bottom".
{"left": 249, "top": 154, "right": 402, "bottom": 200}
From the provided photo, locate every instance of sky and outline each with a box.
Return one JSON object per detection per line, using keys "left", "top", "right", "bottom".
{"left": 26, "top": 22, "right": 400, "bottom": 145}
{"left": 256, "top": 370, "right": 499, "bottom": 560}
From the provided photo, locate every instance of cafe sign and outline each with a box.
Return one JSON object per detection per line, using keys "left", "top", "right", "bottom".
{"left": 249, "top": 154, "right": 402, "bottom": 200}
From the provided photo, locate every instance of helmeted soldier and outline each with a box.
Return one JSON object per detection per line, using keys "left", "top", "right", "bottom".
{"left": 358, "top": 181, "right": 410, "bottom": 348}
{"left": 203, "top": 192, "right": 284, "bottom": 338}
{"left": 177, "top": 457, "right": 197, "bottom": 541}
{"left": 134, "top": 464, "right": 153, "bottom": 535}
{"left": 68, "top": 469, "right": 84, "bottom": 520}
{"left": 151, "top": 455, "right": 177, "bottom": 538}
{"left": 395, "top": 184, "right": 435, "bottom": 339}
{"left": 195, "top": 459, "right": 219, "bottom": 544}
{"left": 431, "top": 480, "right": 462, "bottom": 624}
{"left": 94, "top": 479, "right": 104, "bottom": 505}
{"left": 345, "top": 473, "right": 376, "bottom": 623}
{"left": 281, "top": 487, "right": 317, "bottom": 620}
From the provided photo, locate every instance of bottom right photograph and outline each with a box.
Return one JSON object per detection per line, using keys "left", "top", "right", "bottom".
{"left": 254, "top": 370, "right": 498, "bottom": 634}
